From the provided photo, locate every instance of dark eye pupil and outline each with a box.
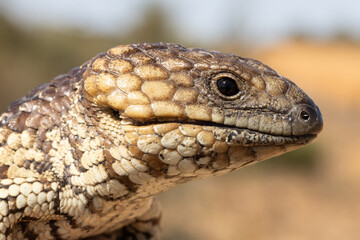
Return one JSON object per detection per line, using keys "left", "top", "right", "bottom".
{"left": 217, "top": 77, "right": 239, "bottom": 96}
{"left": 300, "top": 111, "right": 310, "bottom": 121}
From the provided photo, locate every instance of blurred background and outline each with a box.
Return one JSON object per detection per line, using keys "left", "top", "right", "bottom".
{"left": 0, "top": 0, "right": 359, "bottom": 239}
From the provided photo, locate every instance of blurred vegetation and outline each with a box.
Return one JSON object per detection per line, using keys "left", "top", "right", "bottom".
{"left": 0, "top": 13, "right": 118, "bottom": 111}
{"left": 125, "top": 2, "right": 176, "bottom": 43}
{"left": 0, "top": 4, "right": 179, "bottom": 112}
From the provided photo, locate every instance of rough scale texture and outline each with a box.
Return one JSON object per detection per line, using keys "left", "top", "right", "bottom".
{"left": 0, "top": 43, "right": 323, "bottom": 239}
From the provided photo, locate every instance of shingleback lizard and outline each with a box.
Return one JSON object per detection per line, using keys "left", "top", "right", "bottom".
{"left": 0, "top": 43, "right": 323, "bottom": 239}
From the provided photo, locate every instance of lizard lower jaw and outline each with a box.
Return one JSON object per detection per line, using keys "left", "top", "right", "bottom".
{"left": 213, "top": 127, "right": 317, "bottom": 147}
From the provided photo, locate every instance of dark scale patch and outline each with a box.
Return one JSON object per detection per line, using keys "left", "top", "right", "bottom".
{"left": 213, "top": 128, "right": 228, "bottom": 142}
{"left": 142, "top": 154, "right": 165, "bottom": 177}
{"left": 36, "top": 101, "right": 53, "bottom": 116}
{"left": 68, "top": 66, "right": 86, "bottom": 85}
{"left": 49, "top": 220, "right": 61, "bottom": 239}
{"left": 73, "top": 146, "right": 84, "bottom": 160}
{"left": 25, "top": 112, "right": 43, "bottom": 129}
{"left": 61, "top": 214, "right": 79, "bottom": 230}
{"left": 64, "top": 130, "right": 88, "bottom": 173}
{"left": 67, "top": 133, "right": 77, "bottom": 146}
{"left": 79, "top": 101, "right": 101, "bottom": 129}
{"left": 226, "top": 130, "right": 242, "bottom": 144}
{"left": 225, "top": 111, "right": 239, "bottom": 119}
{"left": 0, "top": 127, "right": 11, "bottom": 146}
{"left": 48, "top": 111, "right": 61, "bottom": 127}
{"left": 52, "top": 190, "right": 62, "bottom": 216}
{"left": 258, "top": 135, "right": 272, "bottom": 145}
{"left": 67, "top": 136, "right": 84, "bottom": 166}
{"left": 36, "top": 128, "right": 47, "bottom": 142}
{"left": 117, "top": 175, "right": 138, "bottom": 193}
{"left": 34, "top": 139, "right": 44, "bottom": 150}
{"left": 19, "top": 100, "right": 40, "bottom": 113}
{"left": 24, "top": 160, "right": 31, "bottom": 169}
{"left": 50, "top": 97, "right": 67, "bottom": 113}
{"left": 40, "top": 116, "right": 53, "bottom": 130}
{"left": 39, "top": 86, "right": 58, "bottom": 102}
{"left": 63, "top": 171, "right": 72, "bottom": 186}
{"left": 105, "top": 158, "right": 139, "bottom": 194}
{"left": 188, "top": 67, "right": 201, "bottom": 80}
{"left": 77, "top": 165, "right": 87, "bottom": 173}
{"left": 8, "top": 196, "right": 22, "bottom": 213}
{"left": 20, "top": 222, "right": 39, "bottom": 240}
{"left": 197, "top": 146, "right": 214, "bottom": 158}
{"left": 103, "top": 149, "right": 115, "bottom": 165}
{"left": 60, "top": 96, "right": 72, "bottom": 110}
{"left": 56, "top": 78, "right": 73, "bottom": 96}
{"left": 0, "top": 164, "right": 9, "bottom": 179}
{"left": 34, "top": 160, "right": 53, "bottom": 174}
{"left": 71, "top": 186, "right": 85, "bottom": 195}
{"left": 42, "top": 141, "right": 53, "bottom": 154}
{"left": 247, "top": 147, "right": 258, "bottom": 159}
{"left": 8, "top": 112, "right": 30, "bottom": 132}
{"left": 21, "top": 216, "right": 41, "bottom": 221}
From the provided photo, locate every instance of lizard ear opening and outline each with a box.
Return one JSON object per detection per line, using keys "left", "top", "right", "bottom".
{"left": 211, "top": 73, "right": 243, "bottom": 100}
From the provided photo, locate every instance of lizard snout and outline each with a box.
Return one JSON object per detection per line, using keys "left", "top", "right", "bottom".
{"left": 290, "top": 104, "right": 323, "bottom": 135}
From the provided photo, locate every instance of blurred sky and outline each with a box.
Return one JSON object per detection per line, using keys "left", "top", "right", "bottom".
{"left": 0, "top": 0, "right": 359, "bottom": 45}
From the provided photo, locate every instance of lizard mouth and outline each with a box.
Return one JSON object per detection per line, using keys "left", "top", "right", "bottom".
{"left": 190, "top": 121, "right": 316, "bottom": 146}
{"left": 124, "top": 116, "right": 317, "bottom": 146}
{"left": 115, "top": 101, "right": 322, "bottom": 147}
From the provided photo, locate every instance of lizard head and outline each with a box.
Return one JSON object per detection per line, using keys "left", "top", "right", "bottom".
{"left": 81, "top": 43, "right": 323, "bottom": 182}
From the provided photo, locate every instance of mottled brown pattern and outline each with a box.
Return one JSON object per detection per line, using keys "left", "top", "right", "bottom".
{"left": 0, "top": 43, "right": 322, "bottom": 240}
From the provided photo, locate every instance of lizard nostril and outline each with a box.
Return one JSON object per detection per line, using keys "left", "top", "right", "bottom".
{"left": 290, "top": 104, "right": 323, "bottom": 135}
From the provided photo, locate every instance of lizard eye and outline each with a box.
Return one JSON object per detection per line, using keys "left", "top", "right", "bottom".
{"left": 217, "top": 77, "right": 239, "bottom": 96}
{"left": 212, "top": 73, "right": 242, "bottom": 99}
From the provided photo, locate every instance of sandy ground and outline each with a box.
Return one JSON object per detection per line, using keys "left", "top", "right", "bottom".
{"left": 159, "top": 40, "right": 360, "bottom": 240}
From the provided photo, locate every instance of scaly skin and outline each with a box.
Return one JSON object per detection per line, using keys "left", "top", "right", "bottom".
{"left": 0, "top": 43, "right": 323, "bottom": 239}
